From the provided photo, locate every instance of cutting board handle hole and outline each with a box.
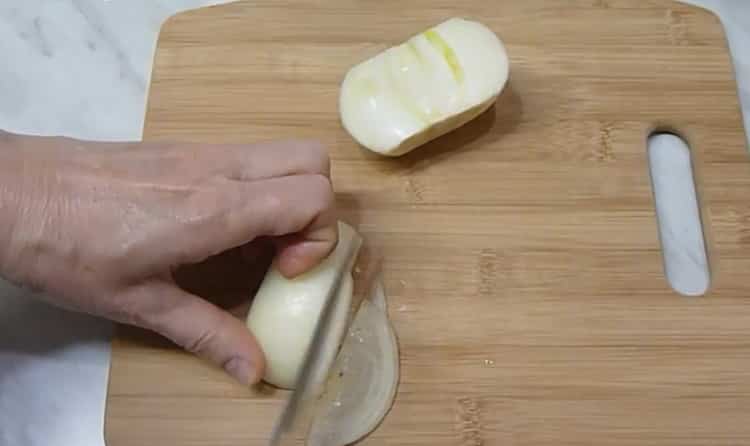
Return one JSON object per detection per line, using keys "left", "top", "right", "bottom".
{"left": 647, "top": 132, "right": 710, "bottom": 296}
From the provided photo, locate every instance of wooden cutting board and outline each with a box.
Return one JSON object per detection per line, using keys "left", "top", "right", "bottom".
{"left": 105, "top": 1, "right": 750, "bottom": 445}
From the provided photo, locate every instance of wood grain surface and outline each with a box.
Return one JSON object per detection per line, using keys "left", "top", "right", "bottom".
{"left": 105, "top": 1, "right": 750, "bottom": 445}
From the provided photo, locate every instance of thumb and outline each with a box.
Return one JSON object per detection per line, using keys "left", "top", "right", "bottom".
{"left": 128, "top": 281, "right": 266, "bottom": 385}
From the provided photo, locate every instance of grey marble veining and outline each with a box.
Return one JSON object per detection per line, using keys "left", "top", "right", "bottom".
{"left": 0, "top": 0, "right": 234, "bottom": 141}
{"left": 0, "top": 1, "right": 748, "bottom": 446}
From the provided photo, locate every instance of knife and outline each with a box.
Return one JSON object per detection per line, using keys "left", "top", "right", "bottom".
{"left": 268, "top": 240, "right": 364, "bottom": 446}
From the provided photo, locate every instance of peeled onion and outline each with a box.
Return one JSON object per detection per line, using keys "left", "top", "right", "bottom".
{"left": 245, "top": 221, "right": 400, "bottom": 445}
{"left": 339, "top": 17, "right": 510, "bottom": 156}
{"left": 245, "top": 221, "right": 362, "bottom": 389}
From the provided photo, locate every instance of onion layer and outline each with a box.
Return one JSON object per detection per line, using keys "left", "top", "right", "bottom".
{"left": 308, "top": 277, "right": 400, "bottom": 446}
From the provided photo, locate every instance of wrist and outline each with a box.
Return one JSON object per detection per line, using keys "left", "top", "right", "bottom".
{"left": 0, "top": 131, "right": 59, "bottom": 287}
{"left": 0, "top": 132, "right": 23, "bottom": 276}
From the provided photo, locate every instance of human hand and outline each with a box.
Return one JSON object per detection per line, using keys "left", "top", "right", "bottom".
{"left": 0, "top": 132, "right": 338, "bottom": 385}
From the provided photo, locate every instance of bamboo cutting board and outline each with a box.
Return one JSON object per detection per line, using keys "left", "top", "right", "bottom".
{"left": 105, "top": 1, "right": 750, "bottom": 445}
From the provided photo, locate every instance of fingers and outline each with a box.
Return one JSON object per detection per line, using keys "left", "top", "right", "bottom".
{"left": 123, "top": 280, "right": 266, "bottom": 385}
{"left": 181, "top": 174, "right": 338, "bottom": 273}
{"left": 225, "top": 140, "right": 330, "bottom": 181}
{"left": 272, "top": 214, "right": 339, "bottom": 278}
{"left": 240, "top": 174, "right": 339, "bottom": 276}
{"left": 122, "top": 139, "right": 330, "bottom": 182}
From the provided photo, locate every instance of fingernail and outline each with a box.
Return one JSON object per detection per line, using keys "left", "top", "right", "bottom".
{"left": 225, "top": 358, "right": 256, "bottom": 385}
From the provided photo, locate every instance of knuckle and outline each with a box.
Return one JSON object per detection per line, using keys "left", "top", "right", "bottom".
{"left": 180, "top": 310, "right": 227, "bottom": 357}
{"left": 183, "top": 327, "right": 217, "bottom": 355}
{"left": 310, "top": 143, "right": 331, "bottom": 176}
{"left": 295, "top": 141, "right": 330, "bottom": 176}
{"left": 114, "top": 292, "right": 153, "bottom": 329}
{"left": 260, "top": 189, "right": 284, "bottom": 216}
{"left": 305, "top": 174, "right": 335, "bottom": 209}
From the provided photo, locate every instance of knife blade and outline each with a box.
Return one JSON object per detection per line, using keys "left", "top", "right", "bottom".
{"left": 268, "top": 239, "right": 362, "bottom": 446}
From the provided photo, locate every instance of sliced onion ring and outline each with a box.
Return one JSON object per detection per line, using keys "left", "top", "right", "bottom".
{"left": 307, "top": 280, "right": 400, "bottom": 446}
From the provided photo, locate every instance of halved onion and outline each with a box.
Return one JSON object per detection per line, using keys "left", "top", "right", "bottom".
{"left": 339, "top": 17, "right": 510, "bottom": 156}
{"left": 246, "top": 221, "right": 362, "bottom": 389}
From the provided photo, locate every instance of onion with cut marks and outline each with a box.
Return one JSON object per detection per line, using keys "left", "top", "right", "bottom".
{"left": 245, "top": 221, "right": 400, "bottom": 444}
{"left": 339, "top": 17, "right": 510, "bottom": 156}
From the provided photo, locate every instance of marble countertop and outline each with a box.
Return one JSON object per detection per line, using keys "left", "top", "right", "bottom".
{"left": 0, "top": 1, "right": 748, "bottom": 445}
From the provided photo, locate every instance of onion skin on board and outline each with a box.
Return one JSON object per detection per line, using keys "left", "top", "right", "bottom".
{"left": 308, "top": 284, "right": 400, "bottom": 446}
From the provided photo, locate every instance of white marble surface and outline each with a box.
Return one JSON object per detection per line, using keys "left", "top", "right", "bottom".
{"left": 0, "top": 1, "right": 748, "bottom": 446}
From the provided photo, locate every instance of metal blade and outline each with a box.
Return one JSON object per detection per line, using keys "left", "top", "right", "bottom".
{"left": 348, "top": 242, "right": 384, "bottom": 325}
